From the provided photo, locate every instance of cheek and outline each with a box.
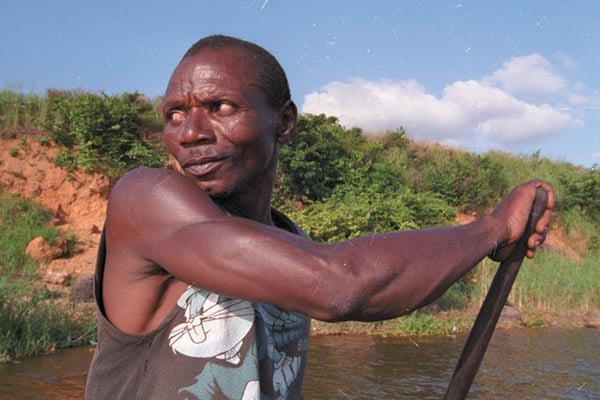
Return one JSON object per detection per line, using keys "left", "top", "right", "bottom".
{"left": 241, "top": 137, "right": 278, "bottom": 172}
{"left": 226, "top": 119, "right": 275, "bottom": 158}
{"left": 163, "top": 129, "right": 178, "bottom": 154}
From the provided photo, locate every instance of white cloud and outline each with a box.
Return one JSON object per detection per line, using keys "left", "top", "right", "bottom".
{"left": 482, "top": 53, "right": 567, "bottom": 98}
{"left": 301, "top": 53, "right": 581, "bottom": 154}
{"left": 303, "top": 79, "right": 466, "bottom": 140}
{"left": 442, "top": 80, "right": 573, "bottom": 145}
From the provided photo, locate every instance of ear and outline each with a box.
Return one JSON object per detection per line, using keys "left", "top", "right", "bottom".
{"left": 276, "top": 100, "right": 297, "bottom": 145}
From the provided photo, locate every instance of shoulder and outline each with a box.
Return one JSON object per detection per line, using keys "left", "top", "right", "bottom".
{"left": 110, "top": 167, "right": 196, "bottom": 199}
{"left": 106, "top": 167, "right": 224, "bottom": 237}
{"left": 110, "top": 167, "right": 216, "bottom": 210}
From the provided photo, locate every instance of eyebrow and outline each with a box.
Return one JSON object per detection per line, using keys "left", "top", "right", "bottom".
{"left": 161, "top": 97, "right": 185, "bottom": 116}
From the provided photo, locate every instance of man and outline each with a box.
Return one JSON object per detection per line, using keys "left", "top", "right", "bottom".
{"left": 85, "top": 35, "right": 554, "bottom": 400}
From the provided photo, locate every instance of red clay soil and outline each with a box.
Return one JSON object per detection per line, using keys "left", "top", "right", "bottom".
{"left": 1, "top": 136, "right": 108, "bottom": 278}
{"left": 0, "top": 136, "right": 584, "bottom": 284}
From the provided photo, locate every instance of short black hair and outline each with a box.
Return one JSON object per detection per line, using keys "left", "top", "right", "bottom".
{"left": 183, "top": 35, "right": 291, "bottom": 109}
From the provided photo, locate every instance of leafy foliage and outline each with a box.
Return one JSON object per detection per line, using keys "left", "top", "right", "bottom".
{"left": 1, "top": 90, "right": 599, "bottom": 338}
{"left": 43, "top": 90, "right": 166, "bottom": 179}
{"left": 277, "top": 115, "right": 456, "bottom": 242}
{"left": 286, "top": 188, "right": 454, "bottom": 243}
{"left": 561, "top": 165, "right": 600, "bottom": 221}
{"left": 404, "top": 146, "right": 509, "bottom": 213}
{"left": 278, "top": 114, "right": 349, "bottom": 201}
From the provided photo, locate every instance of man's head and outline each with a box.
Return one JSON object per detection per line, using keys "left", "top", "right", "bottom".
{"left": 162, "top": 36, "right": 297, "bottom": 205}
{"left": 182, "top": 35, "right": 291, "bottom": 110}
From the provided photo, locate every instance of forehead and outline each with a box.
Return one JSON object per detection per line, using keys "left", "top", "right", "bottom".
{"left": 166, "top": 48, "right": 261, "bottom": 98}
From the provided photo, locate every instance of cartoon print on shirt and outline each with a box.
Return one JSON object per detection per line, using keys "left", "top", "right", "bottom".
{"left": 255, "top": 303, "right": 307, "bottom": 400}
{"left": 168, "top": 286, "right": 308, "bottom": 400}
{"left": 169, "top": 287, "right": 260, "bottom": 399}
{"left": 169, "top": 287, "right": 255, "bottom": 363}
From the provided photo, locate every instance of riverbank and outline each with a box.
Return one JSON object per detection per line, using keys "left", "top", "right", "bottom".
{"left": 310, "top": 304, "right": 600, "bottom": 337}
{"left": 1, "top": 136, "right": 598, "bottom": 362}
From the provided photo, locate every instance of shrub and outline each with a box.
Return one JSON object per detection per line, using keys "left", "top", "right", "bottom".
{"left": 422, "top": 151, "right": 508, "bottom": 213}
{"left": 278, "top": 114, "right": 349, "bottom": 202}
{"left": 286, "top": 188, "right": 454, "bottom": 243}
{"left": 561, "top": 165, "right": 600, "bottom": 222}
{"left": 44, "top": 91, "right": 166, "bottom": 179}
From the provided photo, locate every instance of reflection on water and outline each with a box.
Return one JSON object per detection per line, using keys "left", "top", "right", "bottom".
{"left": 0, "top": 328, "right": 597, "bottom": 399}
{"left": 304, "top": 328, "right": 600, "bottom": 400}
{"left": 304, "top": 334, "right": 459, "bottom": 399}
{"left": 0, "top": 346, "right": 94, "bottom": 400}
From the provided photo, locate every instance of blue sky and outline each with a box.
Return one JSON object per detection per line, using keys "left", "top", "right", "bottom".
{"left": 2, "top": 1, "right": 599, "bottom": 167}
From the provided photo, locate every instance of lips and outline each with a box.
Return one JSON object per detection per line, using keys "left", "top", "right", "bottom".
{"left": 182, "top": 155, "right": 227, "bottom": 177}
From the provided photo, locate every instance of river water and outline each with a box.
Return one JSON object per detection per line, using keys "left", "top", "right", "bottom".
{"left": 0, "top": 328, "right": 597, "bottom": 399}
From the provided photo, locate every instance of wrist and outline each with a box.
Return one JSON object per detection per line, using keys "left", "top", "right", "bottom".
{"left": 477, "top": 214, "right": 508, "bottom": 259}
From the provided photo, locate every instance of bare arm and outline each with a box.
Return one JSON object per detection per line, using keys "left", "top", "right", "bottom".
{"left": 105, "top": 167, "right": 554, "bottom": 324}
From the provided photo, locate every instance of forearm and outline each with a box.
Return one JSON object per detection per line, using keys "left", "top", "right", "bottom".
{"left": 320, "top": 215, "right": 504, "bottom": 321}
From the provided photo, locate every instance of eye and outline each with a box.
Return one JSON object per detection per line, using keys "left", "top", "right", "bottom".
{"left": 209, "top": 101, "right": 236, "bottom": 116}
{"left": 166, "top": 109, "right": 186, "bottom": 124}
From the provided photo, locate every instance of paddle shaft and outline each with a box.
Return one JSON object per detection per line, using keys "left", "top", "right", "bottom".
{"left": 444, "top": 188, "right": 548, "bottom": 400}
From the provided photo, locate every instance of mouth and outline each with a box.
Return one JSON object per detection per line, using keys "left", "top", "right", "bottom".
{"left": 182, "top": 155, "right": 227, "bottom": 177}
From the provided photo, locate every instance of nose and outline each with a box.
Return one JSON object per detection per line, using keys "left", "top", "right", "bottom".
{"left": 179, "top": 108, "right": 215, "bottom": 147}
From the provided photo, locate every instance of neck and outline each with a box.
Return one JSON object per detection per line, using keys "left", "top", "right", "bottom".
{"left": 214, "top": 194, "right": 273, "bottom": 225}
{"left": 212, "top": 156, "right": 280, "bottom": 226}
{"left": 212, "top": 177, "right": 276, "bottom": 226}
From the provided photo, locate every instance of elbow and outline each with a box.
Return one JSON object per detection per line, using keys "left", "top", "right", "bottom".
{"left": 307, "top": 262, "right": 369, "bottom": 322}
{"left": 310, "top": 293, "right": 365, "bottom": 322}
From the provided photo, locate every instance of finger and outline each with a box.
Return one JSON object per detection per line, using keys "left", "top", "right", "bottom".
{"left": 527, "top": 233, "right": 543, "bottom": 250}
{"left": 535, "top": 210, "right": 553, "bottom": 235}
{"left": 533, "top": 180, "right": 556, "bottom": 209}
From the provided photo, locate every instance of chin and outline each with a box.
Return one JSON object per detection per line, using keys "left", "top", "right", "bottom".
{"left": 198, "top": 182, "right": 237, "bottom": 199}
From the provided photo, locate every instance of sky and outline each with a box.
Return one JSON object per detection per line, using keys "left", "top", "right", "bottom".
{"left": 2, "top": 1, "right": 599, "bottom": 168}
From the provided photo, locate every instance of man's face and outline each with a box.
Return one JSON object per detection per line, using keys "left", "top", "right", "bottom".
{"left": 162, "top": 47, "right": 284, "bottom": 198}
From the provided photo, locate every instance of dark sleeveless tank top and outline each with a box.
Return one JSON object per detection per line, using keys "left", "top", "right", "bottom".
{"left": 85, "top": 209, "right": 311, "bottom": 400}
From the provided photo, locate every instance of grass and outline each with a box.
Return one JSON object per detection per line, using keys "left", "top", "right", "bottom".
{"left": 0, "top": 192, "right": 96, "bottom": 362}
{"left": 0, "top": 194, "right": 56, "bottom": 278}
{"left": 311, "top": 313, "right": 474, "bottom": 337}
{"left": 472, "top": 251, "right": 599, "bottom": 326}
{"left": 512, "top": 252, "right": 600, "bottom": 314}
{"left": 0, "top": 90, "right": 48, "bottom": 136}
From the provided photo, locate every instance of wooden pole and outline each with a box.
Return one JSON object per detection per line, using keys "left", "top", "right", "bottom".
{"left": 444, "top": 188, "right": 548, "bottom": 400}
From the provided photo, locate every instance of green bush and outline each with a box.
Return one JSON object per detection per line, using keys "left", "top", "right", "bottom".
{"left": 286, "top": 188, "right": 454, "bottom": 243}
{"left": 561, "top": 165, "right": 600, "bottom": 222}
{"left": 278, "top": 114, "right": 350, "bottom": 201}
{"left": 43, "top": 90, "right": 77, "bottom": 146}
{"left": 436, "top": 273, "right": 475, "bottom": 310}
{"left": 2, "top": 90, "right": 599, "bottom": 337}
{"left": 418, "top": 151, "right": 509, "bottom": 212}
{"left": 44, "top": 91, "right": 165, "bottom": 179}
